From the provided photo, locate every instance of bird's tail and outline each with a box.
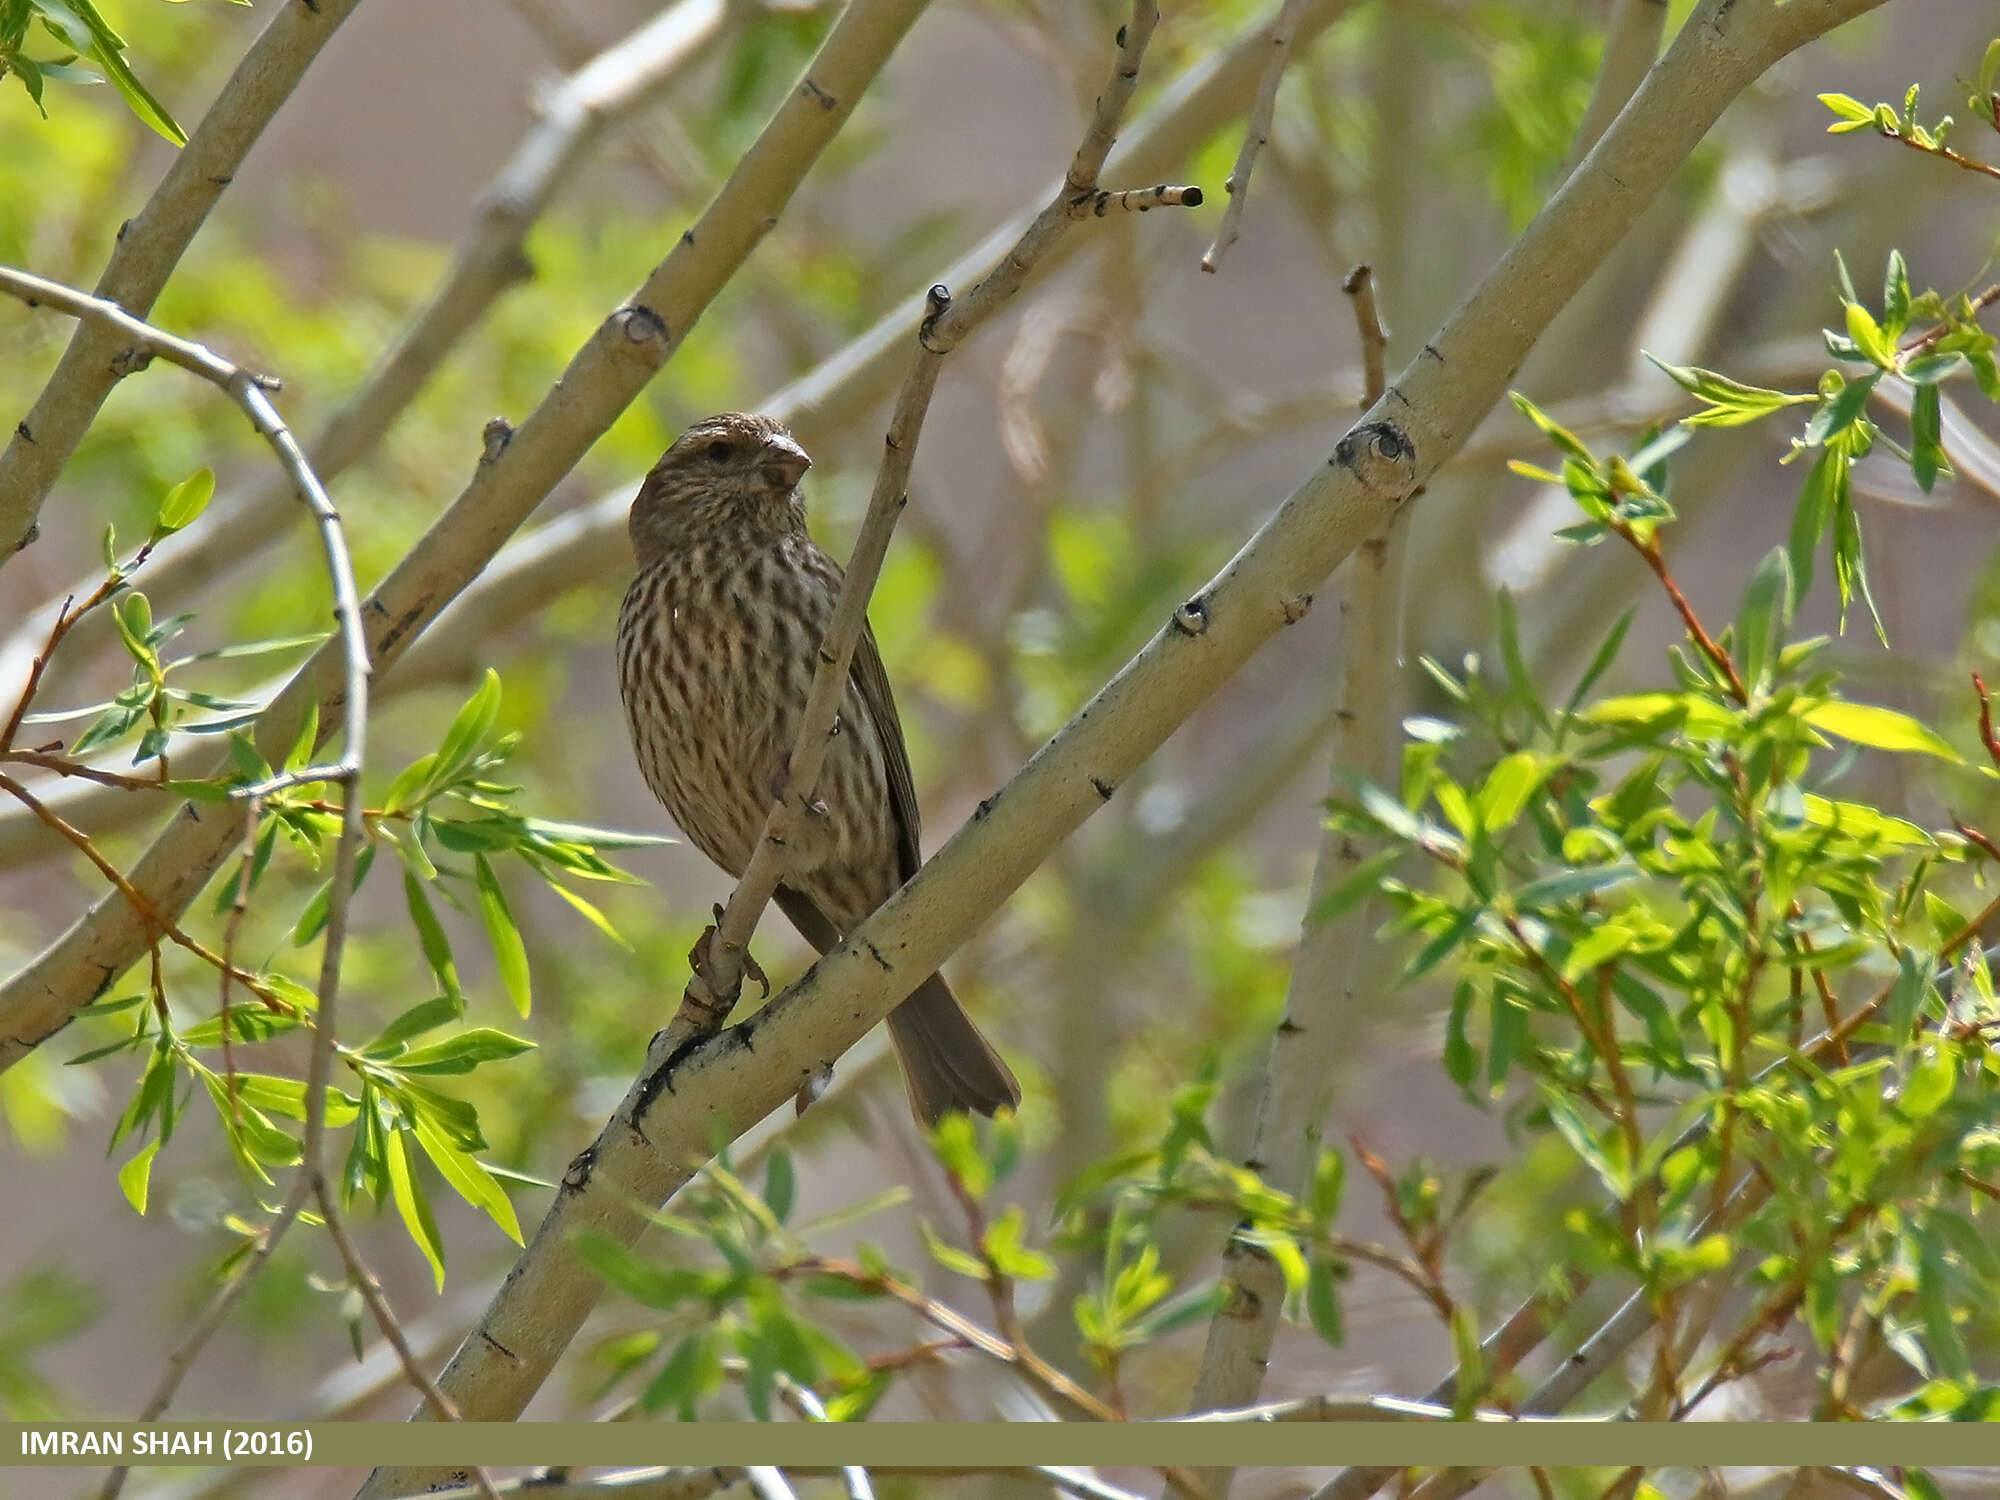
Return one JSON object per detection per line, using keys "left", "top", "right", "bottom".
{"left": 886, "top": 974, "right": 1021, "bottom": 1126}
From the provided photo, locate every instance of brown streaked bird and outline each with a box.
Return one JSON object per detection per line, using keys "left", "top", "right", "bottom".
{"left": 615, "top": 412, "right": 1020, "bottom": 1126}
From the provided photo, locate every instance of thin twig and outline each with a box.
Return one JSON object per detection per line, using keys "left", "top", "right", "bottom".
{"left": 1202, "top": 0, "right": 1312, "bottom": 272}
{"left": 767, "top": 1377, "right": 872, "bottom": 1500}
{"left": 314, "top": 1191, "right": 502, "bottom": 1500}
{"left": 0, "top": 770, "right": 288, "bottom": 1013}
{"left": 1874, "top": 122, "right": 2000, "bottom": 182}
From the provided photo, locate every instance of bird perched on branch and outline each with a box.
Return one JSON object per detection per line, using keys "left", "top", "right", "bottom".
{"left": 616, "top": 412, "right": 1020, "bottom": 1126}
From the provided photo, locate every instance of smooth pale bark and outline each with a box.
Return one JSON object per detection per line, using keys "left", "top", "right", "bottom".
{"left": 356, "top": 3, "right": 1891, "bottom": 1487}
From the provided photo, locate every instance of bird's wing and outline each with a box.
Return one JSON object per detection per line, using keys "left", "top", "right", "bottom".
{"left": 850, "top": 620, "right": 924, "bottom": 882}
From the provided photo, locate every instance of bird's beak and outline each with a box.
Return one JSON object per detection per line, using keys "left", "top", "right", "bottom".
{"left": 759, "top": 436, "right": 812, "bottom": 491}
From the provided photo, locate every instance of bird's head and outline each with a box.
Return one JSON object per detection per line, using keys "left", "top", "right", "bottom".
{"left": 629, "top": 412, "right": 813, "bottom": 560}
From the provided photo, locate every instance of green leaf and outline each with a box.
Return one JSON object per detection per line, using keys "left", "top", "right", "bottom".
{"left": 473, "top": 854, "right": 531, "bottom": 1016}
{"left": 982, "top": 1206, "right": 1056, "bottom": 1281}
{"left": 1562, "top": 609, "right": 1634, "bottom": 723}
{"left": 1803, "top": 371, "right": 1879, "bottom": 446}
{"left": 1735, "top": 547, "right": 1792, "bottom": 697}
{"left": 764, "top": 1148, "right": 795, "bottom": 1225}
{"left": 1443, "top": 980, "right": 1479, "bottom": 1097}
{"left": 389, "top": 1028, "right": 534, "bottom": 1076}
{"left": 154, "top": 468, "right": 213, "bottom": 535}
{"left": 386, "top": 1127, "right": 447, "bottom": 1290}
{"left": 920, "top": 1221, "right": 990, "bottom": 1281}
{"left": 1844, "top": 301, "right": 1894, "bottom": 368}
{"left": 292, "top": 844, "right": 376, "bottom": 947}
{"left": 1645, "top": 355, "right": 1813, "bottom": 426}
{"left": 1306, "top": 1257, "right": 1345, "bottom": 1347}
{"left": 409, "top": 1113, "right": 522, "bottom": 1245}
{"left": 1514, "top": 863, "right": 1640, "bottom": 907}
{"left": 432, "top": 670, "right": 502, "bottom": 792}
{"left": 1909, "top": 382, "right": 1945, "bottom": 493}
{"left": 402, "top": 870, "right": 461, "bottom": 999}
{"left": 1509, "top": 392, "right": 1596, "bottom": 465}
{"left": 1788, "top": 446, "right": 1847, "bottom": 602}
{"left": 1803, "top": 700, "right": 1960, "bottom": 760}
{"left": 64, "top": 0, "right": 184, "bottom": 144}
{"left": 1817, "top": 91, "right": 1875, "bottom": 126}
{"left": 545, "top": 880, "right": 632, "bottom": 951}
{"left": 1541, "top": 1086, "right": 1628, "bottom": 1197}
{"left": 367, "top": 995, "right": 464, "bottom": 1055}
{"left": 1475, "top": 751, "right": 1545, "bottom": 833}
{"left": 1882, "top": 251, "right": 1911, "bottom": 339}
{"left": 1900, "top": 1048, "right": 1955, "bottom": 1119}
{"left": 117, "top": 1140, "right": 159, "bottom": 1215}
{"left": 1307, "top": 848, "right": 1398, "bottom": 924}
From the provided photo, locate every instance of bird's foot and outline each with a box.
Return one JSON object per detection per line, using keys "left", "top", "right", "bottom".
{"left": 687, "top": 904, "right": 769, "bottom": 999}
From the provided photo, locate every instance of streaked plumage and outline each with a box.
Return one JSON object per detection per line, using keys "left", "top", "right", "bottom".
{"left": 615, "top": 412, "right": 1019, "bottom": 1125}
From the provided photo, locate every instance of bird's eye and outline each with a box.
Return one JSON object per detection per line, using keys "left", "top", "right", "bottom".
{"left": 705, "top": 439, "right": 734, "bottom": 462}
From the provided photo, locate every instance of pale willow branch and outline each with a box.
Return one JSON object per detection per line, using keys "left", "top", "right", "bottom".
{"left": 0, "top": 0, "right": 932, "bottom": 1073}
{"left": 1567, "top": 0, "right": 1670, "bottom": 167}
{"left": 680, "top": 0, "right": 1176, "bottom": 1024}
{"left": 1183, "top": 266, "right": 1399, "bottom": 1497}
{"left": 0, "top": 0, "right": 364, "bottom": 563}
{"left": 1201, "top": 0, "right": 1312, "bottom": 273}
{"left": 352, "top": 0, "right": 1886, "bottom": 1480}
{"left": 0, "top": 0, "right": 734, "bottom": 714}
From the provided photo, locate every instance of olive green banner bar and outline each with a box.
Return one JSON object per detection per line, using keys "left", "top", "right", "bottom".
{"left": 5, "top": 1422, "right": 2000, "bottom": 1470}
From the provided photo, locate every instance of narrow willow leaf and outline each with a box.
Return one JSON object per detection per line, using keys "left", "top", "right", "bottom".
{"left": 1804, "top": 700, "right": 1961, "bottom": 760}
{"left": 474, "top": 855, "right": 531, "bottom": 1015}
{"left": 386, "top": 1127, "right": 447, "bottom": 1290}
{"left": 117, "top": 1140, "right": 160, "bottom": 1215}
{"left": 155, "top": 468, "right": 214, "bottom": 535}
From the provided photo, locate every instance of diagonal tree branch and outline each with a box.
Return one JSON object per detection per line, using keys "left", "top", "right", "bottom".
{"left": 0, "top": 0, "right": 737, "bottom": 721}
{"left": 0, "top": 0, "right": 936, "bottom": 1075}
{"left": 350, "top": 0, "right": 1890, "bottom": 1485}
{"left": 0, "top": 0, "right": 365, "bottom": 563}
{"left": 1200, "top": 0, "right": 1312, "bottom": 273}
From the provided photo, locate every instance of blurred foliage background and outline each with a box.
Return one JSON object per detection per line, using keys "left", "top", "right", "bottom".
{"left": 1, "top": 0, "right": 1997, "bottom": 1496}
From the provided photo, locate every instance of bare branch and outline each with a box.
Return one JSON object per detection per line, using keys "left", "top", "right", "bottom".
{"left": 1181, "top": 265, "right": 1400, "bottom": 1491}
{"left": 0, "top": 0, "right": 364, "bottom": 561}
{"left": 1202, "top": 0, "right": 1312, "bottom": 272}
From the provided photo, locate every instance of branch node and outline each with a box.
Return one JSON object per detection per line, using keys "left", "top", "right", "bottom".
{"left": 1332, "top": 420, "right": 1418, "bottom": 502}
